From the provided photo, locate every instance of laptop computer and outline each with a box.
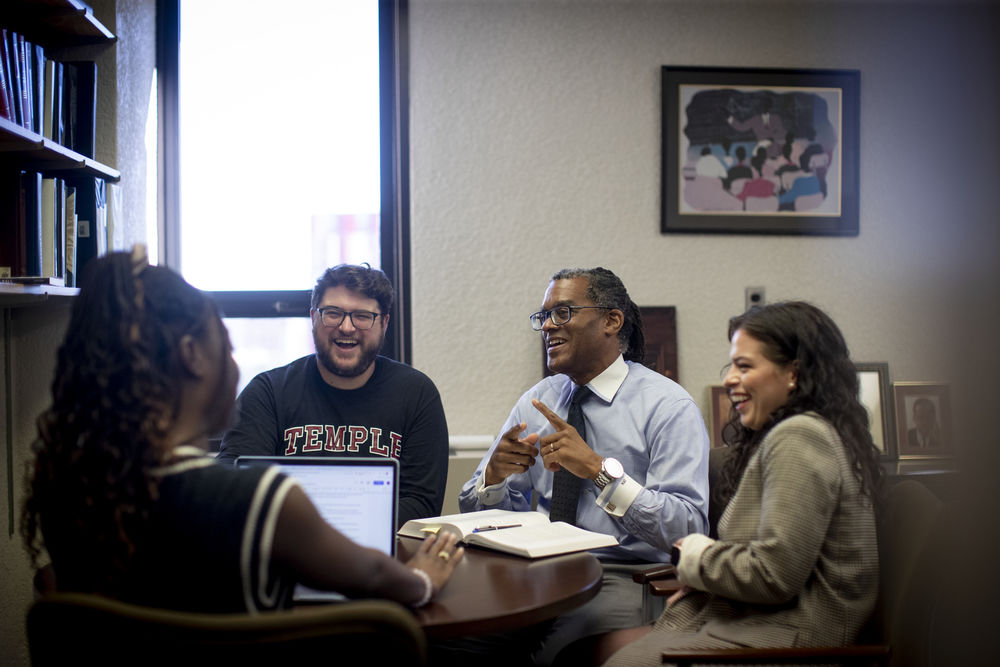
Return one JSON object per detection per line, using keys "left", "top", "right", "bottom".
{"left": 234, "top": 456, "right": 399, "bottom": 602}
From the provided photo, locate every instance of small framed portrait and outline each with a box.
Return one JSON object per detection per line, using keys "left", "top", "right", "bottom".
{"left": 709, "top": 385, "right": 731, "bottom": 447}
{"left": 893, "top": 382, "right": 953, "bottom": 459}
{"left": 855, "top": 362, "right": 897, "bottom": 460}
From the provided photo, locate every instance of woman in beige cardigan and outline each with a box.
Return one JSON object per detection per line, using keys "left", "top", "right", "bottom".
{"left": 601, "top": 301, "right": 883, "bottom": 666}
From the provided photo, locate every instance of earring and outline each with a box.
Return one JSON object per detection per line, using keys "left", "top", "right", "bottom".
{"left": 788, "top": 382, "right": 796, "bottom": 390}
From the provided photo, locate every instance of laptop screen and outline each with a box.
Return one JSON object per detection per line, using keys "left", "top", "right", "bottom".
{"left": 235, "top": 456, "right": 399, "bottom": 601}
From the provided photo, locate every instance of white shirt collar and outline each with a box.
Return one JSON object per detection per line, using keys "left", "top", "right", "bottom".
{"left": 583, "top": 354, "right": 628, "bottom": 403}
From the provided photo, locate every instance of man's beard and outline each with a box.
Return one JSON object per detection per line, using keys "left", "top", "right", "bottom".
{"left": 313, "top": 329, "right": 384, "bottom": 379}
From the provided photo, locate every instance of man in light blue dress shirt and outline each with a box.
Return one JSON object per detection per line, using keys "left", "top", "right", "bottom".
{"left": 458, "top": 267, "right": 710, "bottom": 665}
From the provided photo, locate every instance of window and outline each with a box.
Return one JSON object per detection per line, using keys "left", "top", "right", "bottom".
{"left": 157, "top": 0, "right": 410, "bottom": 392}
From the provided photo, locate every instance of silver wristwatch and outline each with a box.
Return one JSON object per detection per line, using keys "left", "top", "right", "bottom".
{"left": 594, "top": 457, "right": 624, "bottom": 490}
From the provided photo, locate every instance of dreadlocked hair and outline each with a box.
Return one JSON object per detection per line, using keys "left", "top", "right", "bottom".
{"left": 715, "top": 301, "right": 883, "bottom": 514}
{"left": 552, "top": 267, "right": 645, "bottom": 363}
{"left": 21, "top": 251, "right": 211, "bottom": 596}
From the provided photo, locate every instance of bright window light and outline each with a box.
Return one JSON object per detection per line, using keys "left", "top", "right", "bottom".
{"left": 178, "top": 0, "right": 381, "bottom": 292}
{"left": 177, "top": 0, "right": 382, "bottom": 391}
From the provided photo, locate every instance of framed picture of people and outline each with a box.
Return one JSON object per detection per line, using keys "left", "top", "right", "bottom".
{"left": 893, "top": 382, "right": 953, "bottom": 459}
{"left": 661, "top": 66, "right": 860, "bottom": 235}
{"left": 855, "top": 362, "right": 896, "bottom": 460}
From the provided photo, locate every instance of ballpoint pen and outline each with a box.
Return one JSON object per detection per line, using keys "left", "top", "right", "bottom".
{"left": 472, "top": 524, "right": 523, "bottom": 533}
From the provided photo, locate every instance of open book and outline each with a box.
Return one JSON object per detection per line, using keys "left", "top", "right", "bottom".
{"left": 397, "top": 508, "right": 617, "bottom": 558}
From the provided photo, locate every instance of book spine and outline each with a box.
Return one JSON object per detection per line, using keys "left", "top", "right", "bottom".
{"left": 63, "top": 184, "right": 76, "bottom": 283}
{"left": 42, "top": 58, "right": 55, "bottom": 139}
{"left": 53, "top": 61, "right": 64, "bottom": 144}
{"left": 40, "top": 178, "right": 56, "bottom": 278}
{"left": 0, "top": 30, "right": 12, "bottom": 121}
{"left": 6, "top": 31, "right": 23, "bottom": 127}
{"left": 22, "top": 171, "right": 42, "bottom": 277}
{"left": 62, "top": 61, "right": 77, "bottom": 152}
{"left": 18, "top": 34, "right": 31, "bottom": 130}
{"left": 65, "top": 61, "right": 97, "bottom": 158}
{"left": 55, "top": 178, "right": 65, "bottom": 278}
{"left": 71, "top": 177, "right": 100, "bottom": 276}
{"left": 33, "top": 45, "right": 45, "bottom": 135}
{"left": 96, "top": 179, "right": 107, "bottom": 255}
{"left": 64, "top": 181, "right": 76, "bottom": 287}
{"left": 106, "top": 181, "right": 120, "bottom": 251}
{"left": 0, "top": 30, "right": 9, "bottom": 121}
{"left": 39, "top": 173, "right": 55, "bottom": 277}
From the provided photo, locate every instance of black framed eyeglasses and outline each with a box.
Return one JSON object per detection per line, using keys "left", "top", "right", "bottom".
{"left": 315, "top": 307, "right": 382, "bottom": 330}
{"left": 529, "top": 305, "right": 606, "bottom": 331}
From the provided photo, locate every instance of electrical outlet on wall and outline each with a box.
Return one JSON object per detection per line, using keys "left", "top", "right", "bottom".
{"left": 745, "top": 286, "right": 765, "bottom": 311}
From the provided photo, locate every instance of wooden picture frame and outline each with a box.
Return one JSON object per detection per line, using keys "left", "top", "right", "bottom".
{"left": 661, "top": 66, "right": 860, "bottom": 235}
{"left": 893, "top": 382, "right": 953, "bottom": 459}
{"left": 855, "top": 362, "right": 896, "bottom": 461}
{"left": 542, "top": 306, "right": 677, "bottom": 381}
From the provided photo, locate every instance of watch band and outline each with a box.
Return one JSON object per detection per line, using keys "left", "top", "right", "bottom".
{"left": 594, "top": 457, "right": 623, "bottom": 490}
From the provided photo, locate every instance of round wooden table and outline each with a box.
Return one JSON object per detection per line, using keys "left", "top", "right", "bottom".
{"left": 397, "top": 536, "right": 603, "bottom": 639}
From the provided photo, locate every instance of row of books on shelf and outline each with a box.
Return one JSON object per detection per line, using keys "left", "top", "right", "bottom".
{"left": 0, "top": 171, "right": 109, "bottom": 287}
{"left": 0, "top": 27, "right": 97, "bottom": 157}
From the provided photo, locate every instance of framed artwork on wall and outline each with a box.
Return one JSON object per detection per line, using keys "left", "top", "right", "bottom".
{"left": 542, "top": 306, "right": 677, "bottom": 380}
{"left": 893, "top": 382, "right": 953, "bottom": 459}
{"left": 637, "top": 306, "right": 678, "bottom": 381}
{"left": 661, "top": 66, "right": 860, "bottom": 236}
{"left": 855, "top": 362, "right": 896, "bottom": 460}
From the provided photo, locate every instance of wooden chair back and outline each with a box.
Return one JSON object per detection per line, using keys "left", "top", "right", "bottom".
{"left": 27, "top": 593, "right": 426, "bottom": 666}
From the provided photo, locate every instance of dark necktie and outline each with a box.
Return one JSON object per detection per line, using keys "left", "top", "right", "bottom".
{"left": 549, "top": 386, "right": 589, "bottom": 525}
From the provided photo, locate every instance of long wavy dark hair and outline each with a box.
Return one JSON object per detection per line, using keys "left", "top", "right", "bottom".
{"left": 716, "top": 301, "right": 883, "bottom": 509}
{"left": 21, "top": 250, "right": 213, "bottom": 595}
{"left": 552, "top": 267, "right": 645, "bottom": 363}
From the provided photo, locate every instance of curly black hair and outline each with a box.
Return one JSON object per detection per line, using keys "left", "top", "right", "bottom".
{"left": 716, "top": 301, "right": 883, "bottom": 510}
{"left": 21, "top": 250, "right": 213, "bottom": 595}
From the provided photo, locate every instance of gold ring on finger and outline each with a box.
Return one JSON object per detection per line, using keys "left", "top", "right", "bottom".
{"left": 438, "top": 551, "right": 451, "bottom": 562}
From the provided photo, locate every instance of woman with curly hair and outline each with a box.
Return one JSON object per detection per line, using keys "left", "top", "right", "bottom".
{"left": 599, "top": 301, "right": 882, "bottom": 666}
{"left": 22, "top": 249, "right": 462, "bottom": 613}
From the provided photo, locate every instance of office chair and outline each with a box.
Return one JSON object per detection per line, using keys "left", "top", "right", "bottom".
{"left": 27, "top": 593, "right": 427, "bottom": 666}
{"left": 656, "top": 479, "right": 945, "bottom": 666}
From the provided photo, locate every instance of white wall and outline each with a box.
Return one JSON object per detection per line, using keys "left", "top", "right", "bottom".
{"left": 0, "top": 306, "right": 70, "bottom": 667}
{"left": 408, "top": 0, "right": 1000, "bottom": 443}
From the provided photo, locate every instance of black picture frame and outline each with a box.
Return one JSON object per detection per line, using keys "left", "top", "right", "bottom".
{"left": 661, "top": 66, "right": 860, "bottom": 235}
{"left": 855, "top": 362, "right": 896, "bottom": 461}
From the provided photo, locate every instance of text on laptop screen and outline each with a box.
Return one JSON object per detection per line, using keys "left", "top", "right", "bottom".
{"left": 282, "top": 461, "right": 396, "bottom": 555}
{"left": 235, "top": 456, "right": 398, "bottom": 557}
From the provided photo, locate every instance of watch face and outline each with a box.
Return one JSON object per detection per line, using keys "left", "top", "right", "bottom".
{"left": 605, "top": 458, "right": 624, "bottom": 478}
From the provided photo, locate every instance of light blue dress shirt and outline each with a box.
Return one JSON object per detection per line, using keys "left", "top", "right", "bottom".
{"left": 458, "top": 356, "right": 709, "bottom": 563}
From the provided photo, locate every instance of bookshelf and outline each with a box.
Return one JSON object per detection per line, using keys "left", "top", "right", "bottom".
{"left": 0, "top": 282, "right": 77, "bottom": 306}
{"left": 0, "top": 0, "right": 119, "bottom": 304}
{"left": 5, "top": 0, "right": 116, "bottom": 45}
{"left": 0, "top": 116, "right": 120, "bottom": 181}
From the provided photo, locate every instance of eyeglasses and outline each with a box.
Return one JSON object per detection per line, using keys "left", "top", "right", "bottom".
{"left": 529, "top": 305, "right": 606, "bottom": 331}
{"left": 315, "top": 307, "right": 382, "bottom": 330}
